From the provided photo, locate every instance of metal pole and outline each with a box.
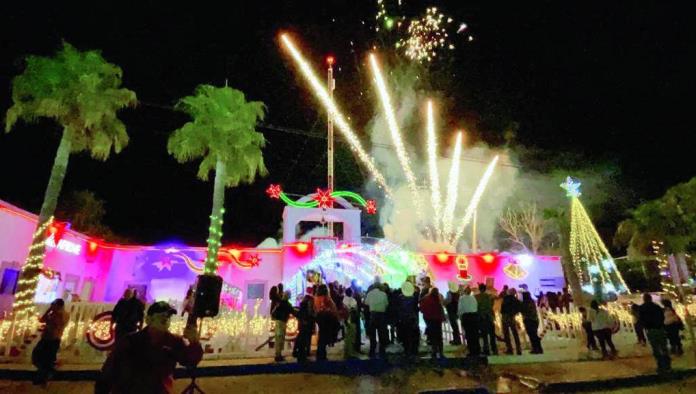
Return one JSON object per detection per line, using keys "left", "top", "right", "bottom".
{"left": 327, "top": 57, "right": 335, "bottom": 237}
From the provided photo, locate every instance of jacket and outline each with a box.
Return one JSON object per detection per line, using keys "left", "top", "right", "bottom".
{"left": 520, "top": 300, "right": 539, "bottom": 322}
{"left": 501, "top": 295, "right": 521, "bottom": 316}
{"left": 475, "top": 292, "right": 494, "bottom": 317}
{"left": 639, "top": 301, "right": 665, "bottom": 330}
{"left": 419, "top": 294, "right": 445, "bottom": 322}
{"left": 271, "top": 299, "right": 294, "bottom": 322}
{"left": 100, "top": 327, "right": 203, "bottom": 394}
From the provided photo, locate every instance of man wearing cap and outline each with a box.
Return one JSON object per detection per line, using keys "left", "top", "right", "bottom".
{"left": 98, "top": 301, "right": 203, "bottom": 394}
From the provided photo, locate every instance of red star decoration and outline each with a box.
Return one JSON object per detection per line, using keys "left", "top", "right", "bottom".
{"left": 366, "top": 200, "right": 377, "bottom": 215}
{"left": 246, "top": 254, "right": 261, "bottom": 267}
{"left": 313, "top": 188, "right": 335, "bottom": 208}
{"left": 266, "top": 184, "right": 282, "bottom": 199}
{"left": 237, "top": 254, "right": 261, "bottom": 269}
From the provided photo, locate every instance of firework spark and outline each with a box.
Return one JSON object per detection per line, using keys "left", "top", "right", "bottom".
{"left": 369, "top": 53, "right": 423, "bottom": 218}
{"left": 396, "top": 7, "right": 454, "bottom": 62}
{"left": 442, "top": 132, "right": 463, "bottom": 239}
{"left": 451, "top": 155, "right": 500, "bottom": 245}
{"left": 280, "top": 34, "right": 393, "bottom": 197}
{"left": 426, "top": 100, "right": 443, "bottom": 241}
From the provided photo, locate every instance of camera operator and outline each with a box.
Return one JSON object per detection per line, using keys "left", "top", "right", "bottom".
{"left": 97, "top": 301, "right": 203, "bottom": 394}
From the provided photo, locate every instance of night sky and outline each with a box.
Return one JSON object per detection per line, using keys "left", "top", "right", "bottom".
{"left": 1, "top": 1, "right": 693, "bottom": 246}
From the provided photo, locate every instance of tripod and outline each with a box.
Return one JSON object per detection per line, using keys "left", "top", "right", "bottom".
{"left": 181, "top": 317, "right": 205, "bottom": 394}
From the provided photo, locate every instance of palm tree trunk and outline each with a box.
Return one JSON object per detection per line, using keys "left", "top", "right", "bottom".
{"left": 13, "top": 128, "right": 72, "bottom": 318}
{"left": 204, "top": 159, "right": 226, "bottom": 275}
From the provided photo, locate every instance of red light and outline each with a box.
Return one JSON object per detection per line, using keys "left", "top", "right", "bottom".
{"left": 295, "top": 242, "right": 309, "bottom": 253}
{"left": 266, "top": 184, "right": 282, "bottom": 199}
{"left": 481, "top": 253, "right": 496, "bottom": 264}
{"left": 88, "top": 241, "right": 99, "bottom": 253}
{"left": 313, "top": 188, "right": 335, "bottom": 209}
{"left": 435, "top": 252, "right": 450, "bottom": 264}
{"left": 326, "top": 56, "right": 335, "bottom": 65}
{"left": 366, "top": 200, "right": 377, "bottom": 215}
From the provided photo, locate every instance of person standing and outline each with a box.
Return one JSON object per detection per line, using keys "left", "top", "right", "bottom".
{"left": 293, "top": 290, "right": 315, "bottom": 363}
{"left": 32, "top": 299, "right": 70, "bottom": 385}
{"left": 639, "top": 293, "right": 671, "bottom": 372}
{"left": 420, "top": 287, "right": 446, "bottom": 359}
{"left": 661, "top": 299, "right": 684, "bottom": 356}
{"left": 112, "top": 289, "right": 144, "bottom": 342}
{"left": 560, "top": 287, "right": 573, "bottom": 313}
{"left": 547, "top": 291, "right": 559, "bottom": 313}
{"left": 521, "top": 291, "right": 543, "bottom": 354}
{"left": 475, "top": 283, "right": 498, "bottom": 355}
{"left": 343, "top": 288, "right": 359, "bottom": 359}
{"left": 589, "top": 300, "right": 617, "bottom": 359}
{"left": 98, "top": 301, "right": 203, "bottom": 394}
{"left": 630, "top": 302, "right": 647, "bottom": 346}
{"left": 365, "top": 279, "right": 389, "bottom": 359}
{"left": 313, "top": 284, "right": 339, "bottom": 361}
{"left": 271, "top": 291, "right": 295, "bottom": 362}
{"left": 445, "top": 282, "right": 462, "bottom": 345}
{"left": 349, "top": 279, "right": 364, "bottom": 354}
{"left": 397, "top": 281, "right": 420, "bottom": 358}
{"left": 578, "top": 306, "right": 598, "bottom": 351}
{"left": 458, "top": 286, "right": 480, "bottom": 357}
{"left": 501, "top": 288, "right": 522, "bottom": 355}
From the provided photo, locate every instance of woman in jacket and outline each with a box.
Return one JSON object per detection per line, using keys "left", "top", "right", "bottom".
{"left": 590, "top": 300, "right": 617, "bottom": 359}
{"left": 419, "top": 287, "right": 446, "bottom": 359}
{"left": 313, "top": 284, "right": 338, "bottom": 361}
{"left": 662, "top": 299, "right": 684, "bottom": 355}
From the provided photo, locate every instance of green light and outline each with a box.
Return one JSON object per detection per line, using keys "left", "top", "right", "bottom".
{"left": 280, "top": 192, "right": 318, "bottom": 208}
{"left": 384, "top": 17, "right": 394, "bottom": 30}
{"left": 331, "top": 190, "right": 367, "bottom": 206}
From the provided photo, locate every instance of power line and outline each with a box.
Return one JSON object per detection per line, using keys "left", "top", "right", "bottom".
{"left": 139, "top": 102, "right": 519, "bottom": 168}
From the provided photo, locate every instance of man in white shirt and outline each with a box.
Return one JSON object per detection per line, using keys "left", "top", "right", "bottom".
{"left": 364, "top": 278, "right": 389, "bottom": 358}
{"left": 458, "top": 286, "right": 480, "bottom": 356}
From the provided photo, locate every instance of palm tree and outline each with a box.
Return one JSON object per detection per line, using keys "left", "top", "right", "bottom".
{"left": 168, "top": 85, "right": 267, "bottom": 274}
{"left": 5, "top": 42, "right": 136, "bottom": 318}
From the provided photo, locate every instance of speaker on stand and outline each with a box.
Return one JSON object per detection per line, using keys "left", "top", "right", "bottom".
{"left": 181, "top": 274, "right": 223, "bottom": 394}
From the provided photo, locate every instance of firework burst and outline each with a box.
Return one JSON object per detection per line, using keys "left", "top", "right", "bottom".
{"left": 396, "top": 7, "right": 454, "bottom": 62}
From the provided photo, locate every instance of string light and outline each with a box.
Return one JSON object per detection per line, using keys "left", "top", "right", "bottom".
{"left": 12, "top": 217, "right": 55, "bottom": 321}
{"left": 204, "top": 207, "right": 225, "bottom": 274}
{"left": 565, "top": 178, "right": 630, "bottom": 295}
{"left": 651, "top": 241, "right": 678, "bottom": 299}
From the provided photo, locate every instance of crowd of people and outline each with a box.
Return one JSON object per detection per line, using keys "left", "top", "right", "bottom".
{"left": 267, "top": 276, "right": 552, "bottom": 363}
{"left": 28, "top": 281, "right": 686, "bottom": 390}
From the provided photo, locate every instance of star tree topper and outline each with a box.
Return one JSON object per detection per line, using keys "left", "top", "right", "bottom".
{"left": 560, "top": 176, "right": 582, "bottom": 198}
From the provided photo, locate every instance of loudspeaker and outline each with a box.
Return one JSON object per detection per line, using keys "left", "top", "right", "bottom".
{"left": 192, "top": 275, "right": 223, "bottom": 318}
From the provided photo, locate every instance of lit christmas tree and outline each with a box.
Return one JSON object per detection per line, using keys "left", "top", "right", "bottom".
{"left": 561, "top": 176, "right": 630, "bottom": 296}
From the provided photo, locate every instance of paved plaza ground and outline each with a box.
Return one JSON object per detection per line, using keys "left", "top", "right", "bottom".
{"left": 1, "top": 344, "right": 693, "bottom": 393}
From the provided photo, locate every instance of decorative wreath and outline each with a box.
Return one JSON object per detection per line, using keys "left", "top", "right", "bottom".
{"left": 85, "top": 311, "right": 116, "bottom": 351}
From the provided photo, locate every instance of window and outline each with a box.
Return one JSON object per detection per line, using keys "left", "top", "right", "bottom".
{"left": 0, "top": 268, "right": 20, "bottom": 295}
{"left": 247, "top": 283, "right": 265, "bottom": 300}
